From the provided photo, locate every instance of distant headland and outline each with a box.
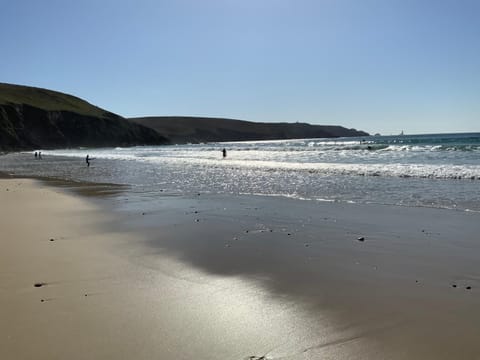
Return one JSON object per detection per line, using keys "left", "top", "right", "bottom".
{"left": 0, "top": 83, "right": 369, "bottom": 151}
{"left": 130, "top": 116, "right": 369, "bottom": 144}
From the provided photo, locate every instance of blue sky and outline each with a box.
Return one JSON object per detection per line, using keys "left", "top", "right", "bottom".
{"left": 1, "top": 0, "right": 479, "bottom": 135}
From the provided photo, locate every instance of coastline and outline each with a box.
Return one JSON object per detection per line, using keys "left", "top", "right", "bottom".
{"left": 1, "top": 177, "right": 480, "bottom": 359}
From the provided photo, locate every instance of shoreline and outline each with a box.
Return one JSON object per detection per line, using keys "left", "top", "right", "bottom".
{"left": 1, "top": 176, "right": 480, "bottom": 359}
{"left": 2, "top": 147, "right": 480, "bottom": 213}
{"left": 2, "top": 163, "right": 478, "bottom": 215}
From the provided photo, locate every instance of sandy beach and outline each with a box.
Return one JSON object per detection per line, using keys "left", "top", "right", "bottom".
{"left": 1, "top": 177, "right": 480, "bottom": 360}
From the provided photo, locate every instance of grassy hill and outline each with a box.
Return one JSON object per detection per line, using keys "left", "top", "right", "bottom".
{"left": 0, "top": 83, "right": 369, "bottom": 151}
{"left": 0, "top": 83, "right": 108, "bottom": 117}
{"left": 130, "top": 116, "right": 369, "bottom": 144}
{"left": 0, "top": 83, "right": 169, "bottom": 150}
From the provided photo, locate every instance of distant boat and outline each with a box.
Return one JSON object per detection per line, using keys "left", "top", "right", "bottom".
{"left": 399, "top": 130, "right": 404, "bottom": 136}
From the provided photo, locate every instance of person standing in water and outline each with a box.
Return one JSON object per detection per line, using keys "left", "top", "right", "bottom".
{"left": 222, "top": 148, "right": 227, "bottom": 158}
{"left": 34, "top": 152, "right": 38, "bottom": 159}
{"left": 38, "top": 152, "right": 42, "bottom": 159}
{"left": 86, "top": 154, "right": 95, "bottom": 167}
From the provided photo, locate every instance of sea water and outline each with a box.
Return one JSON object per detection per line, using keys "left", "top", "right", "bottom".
{"left": 1, "top": 132, "right": 479, "bottom": 211}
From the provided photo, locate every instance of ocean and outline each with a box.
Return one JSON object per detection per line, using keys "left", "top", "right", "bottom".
{"left": 1, "top": 132, "right": 479, "bottom": 211}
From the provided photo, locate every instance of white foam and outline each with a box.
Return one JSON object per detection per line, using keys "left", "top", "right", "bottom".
{"left": 42, "top": 144, "right": 480, "bottom": 180}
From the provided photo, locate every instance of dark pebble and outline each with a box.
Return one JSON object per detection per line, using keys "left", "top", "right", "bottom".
{"left": 34, "top": 283, "right": 45, "bottom": 288}
{"left": 50, "top": 238, "right": 55, "bottom": 242}
{"left": 452, "top": 284, "right": 457, "bottom": 288}
{"left": 85, "top": 294, "right": 88, "bottom": 297}
{"left": 287, "top": 233, "right": 291, "bottom": 236}
{"left": 466, "top": 286, "right": 472, "bottom": 290}
{"left": 195, "top": 219, "right": 200, "bottom": 222}
{"left": 142, "top": 212, "right": 145, "bottom": 215}
{"left": 357, "top": 237, "right": 365, "bottom": 241}
{"left": 40, "top": 299, "right": 45, "bottom": 302}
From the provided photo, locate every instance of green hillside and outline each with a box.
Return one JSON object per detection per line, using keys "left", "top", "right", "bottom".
{"left": 0, "top": 83, "right": 107, "bottom": 118}
{"left": 0, "top": 83, "right": 369, "bottom": 151}
{"left": 0, "top": 83, "right": 168, "bottom": 150}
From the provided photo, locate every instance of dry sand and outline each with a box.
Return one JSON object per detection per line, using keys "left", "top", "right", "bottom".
{"left": 1, "top": 178, "right": 480, "bottom": 360}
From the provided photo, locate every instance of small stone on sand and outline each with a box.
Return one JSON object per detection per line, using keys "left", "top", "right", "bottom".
{"left": 452, "top": 284, "right": 457, "bottom": 288}
{"left": 466, "top": 286, "right": 472, "bottom": 290}
{"left": 34, "top": 283, "right": 45, "bottom": 288}
{"left": 357, "top": 237, "right": 365, "bottom": 241}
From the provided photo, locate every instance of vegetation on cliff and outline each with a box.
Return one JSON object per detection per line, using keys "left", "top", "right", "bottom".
{"left": 0, "top": 83, "right": 168, "bottom": 150}
{"left": 1, "top": 83, "right": 369, "bottom": 151}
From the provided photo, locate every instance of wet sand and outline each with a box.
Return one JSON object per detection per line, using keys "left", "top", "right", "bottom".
{"left": 1, "top": 178, "right": 480, "bottom": 359}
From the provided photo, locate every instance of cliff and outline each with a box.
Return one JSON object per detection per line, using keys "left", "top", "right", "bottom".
{"left": 0, "top": 83, "right": 169, "bottom": 151}
{"left": 0, "top": 83, "right": 369, "bottom": 151}
{"left": 130, "top": 116, "right": 369, "bottom": 144}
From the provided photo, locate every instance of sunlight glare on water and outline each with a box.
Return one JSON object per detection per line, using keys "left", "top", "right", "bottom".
{"left": 1, "top": 133, "right": 479, "bottom": 211}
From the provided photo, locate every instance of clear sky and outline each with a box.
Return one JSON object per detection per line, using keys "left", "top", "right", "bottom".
{"left": 1, "top": 0, "right": 479, "bottom": 135}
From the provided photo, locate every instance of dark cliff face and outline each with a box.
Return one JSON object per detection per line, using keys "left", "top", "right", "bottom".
{"left": 130, "top": 116, "right": 370, "bottom": 144}
{"left": 0, "top": 83, "right": 369, "bottom": 151}
{"left": 0, "top": 104, "right": 168, "bottom": 150}
{"left": 0, "top": 83, "right": 169, "bottom": 151}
